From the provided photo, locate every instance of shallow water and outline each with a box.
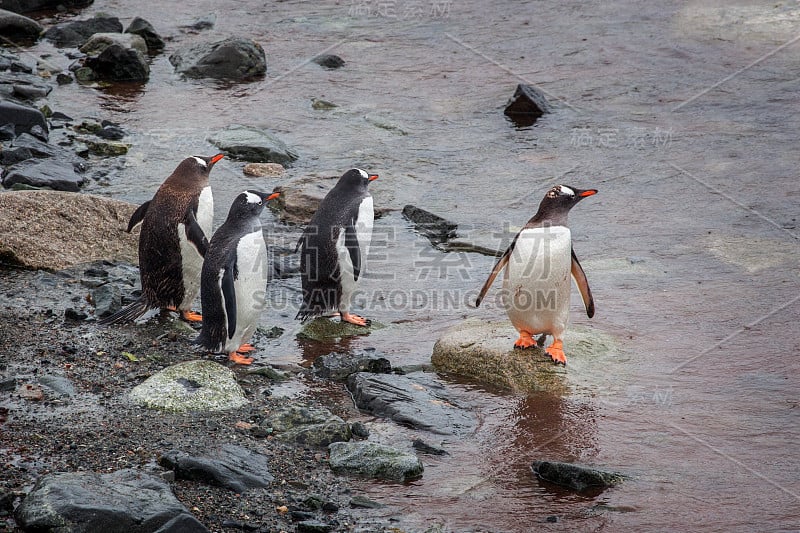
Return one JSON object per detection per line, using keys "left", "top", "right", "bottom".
{"left": 23, "top": 0, "right": 800, "bottom": 530}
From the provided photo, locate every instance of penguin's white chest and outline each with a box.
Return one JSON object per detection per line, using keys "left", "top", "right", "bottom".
{"left": 502, "top": 226, "right": 572, "bottom": 337}
{"left": 335, "top": 196, "right": 373, "bottom": 312}
{"left": 225, "top": 229, "right": 267, "bottom": 352}
{"left": 177, "top": 186, "right": 213, "bottom": 309}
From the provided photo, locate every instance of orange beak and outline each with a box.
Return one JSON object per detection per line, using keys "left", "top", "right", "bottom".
{"left": 368, "top": 174, "right": 379, "bottom": 181}
{"left": 579, "top": 189, "right": 598, "bottom": 197}
{"left": 266, "top": 192, "right": 280, "bottom": 201}
{"left": 210, "top": 154, "right": 224, "bottom": 165}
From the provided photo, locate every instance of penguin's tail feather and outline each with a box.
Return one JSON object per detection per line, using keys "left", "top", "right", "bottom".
{"left": 97, "top": 298, "right": 151, "bottom": 326}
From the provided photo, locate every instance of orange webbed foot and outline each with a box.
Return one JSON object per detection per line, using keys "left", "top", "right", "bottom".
{"left": 513, "top": 331, "right": 537, "bottom": 349}
{"left": 181, "top": 310, "right": 203, "bottom": 322}
{"left": 341, "top": 312, "right": 371, "bottom": 327}
{"left": 236, "top": 343, "right": 256, "bottom": 353}
{"left": 228, "top": 351, "right": 254, "bottom": 365}
{"left": 546, "top": 339, "right": 566, "bottom": 365}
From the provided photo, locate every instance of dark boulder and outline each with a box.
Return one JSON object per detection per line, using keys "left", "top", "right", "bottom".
{"left": 169, "top": 37, "right": 266, "bottom": 79}
{"left": 85, "top": 42, "right": 149, "bottom": 82}
{"left": 0, "top": 0, "right": 92, "bottom": 14}
{"left": 44, "top": 16, "right": 123, "bottom": 48}
{"left": 13, "top": 469, "right": 197, "bottom": 533}
{"left": 0, "top": 100, "right": 47, "bottom": 139}
{"left": 0, "top": 8, "right": 41, "bottom": 42}
{"left": 11, "top": 82, "right": 50, "bottom": 100}
{"left": 313, "top": 54, "right": 344, "bottom": 69}
{"left": 2, "top": 158, "right": 84, "bottom": 191}
{"left": 313, "top": 350, "right": 392, "bottom": 381}
{"left": 158, "top": 444, "right": 274, "bottom": 493}
{"left": 504, "top": 83, "right": 551, "bottom": 127}
{"left": 125, "top": 17, "right": 164, "bottom": 52}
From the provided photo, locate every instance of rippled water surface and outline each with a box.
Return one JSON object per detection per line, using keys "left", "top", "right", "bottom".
{"left": 28, "top": 0, "right": 800, "bottom": 530}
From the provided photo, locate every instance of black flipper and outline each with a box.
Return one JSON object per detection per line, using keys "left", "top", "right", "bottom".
{"left": 570, "top": 247, "right": 595, "bottom": 318}
{"left": 126, "top": 200, "right": 151, "bottom": 233}
{"left": 97, "top": 297, "right": 150, "bottom": 326}
{"left": 221, "top": 255, "right": 238, "bottom": 339}
{"left": 344, "top": 220, "right": 361, "bottom": 281}
{"left": 184, "top": 204, "right": 209, "bottom": 257}
{"left": 475, "top": 232, "right": 521, "bottom": 307}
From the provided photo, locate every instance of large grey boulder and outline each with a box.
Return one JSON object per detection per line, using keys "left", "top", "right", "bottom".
{"left": 129, "top": 360, "right": 248, "bottom": 412}
{"left": 207, "top": 124, "right": 297, "bottom": 165}
{"left": 328, "top": 441, "right": 423, "bottom": 482}
{"left": 346, "top": 372, "right": 476, "bottom": 435}
{"left": 169, "top": 37, "right": 266, "bottom": 79}
{"left": 0, "top": 191, "right": 137, "bottom": 270}
{"left": 14, "top": 469, "right": 198, "bottom": 532}
{"left": 2, "top": 158, "right": 84, "bottom": 192}
{"left": 0, "top": 8, "right": 41, "bottom": 41}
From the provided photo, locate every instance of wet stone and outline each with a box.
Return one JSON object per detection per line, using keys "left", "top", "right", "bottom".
{"left": 504, "top": 83, "right": 551, "bottom": 127}
{"left": 349, "top": 495, "right": 384, "bottom": 509}
{"left": 38, "top": 374, "right": 76, "bottom": 397}
{"left": 412, "top": 438, "right": 449, "bottom": 456}
{"left": 296, "top": 520, "right": 334, "bottom": 533}
{"left": 0, "top": 9, "right": 42, "bottom": 42}
{"left": 183, "top": 13, "right": 216, "bottom": 31}
{"left": 170, "top": 37, "right": 266, "bottom": 80}
{"left": 2, "top": 158, "right": 85, "bottom": 192}
{"left": 153, "top": 513, "right": 210, "bottom": 533}
{"left": 346, "top": 371, "right": 477, "bottom": 435}
{"left": 243, "top": 162, "right": 285, "bottom": 177}
{"left": 14, "top": 469, "right": 196, "bottom": 533}
{"left": 207, "top": 124, "right": 297, "bottom": 165}
{"left": 328, "top": 441, "right": 423, "bottom": 482}
{"left": 125, "top": 17, "right": 165, "bottom": 52}
{"left": 297, "top": 317, "right": 385, "bottom": 342}
{"left": 92, "top": 283, "right": 122, "bottom": 318}
{"left": 44, "top": 16, "right": 123, "bottom": 48}
{"left": 158, "top": 444, "right": 274, "bottom": 493}
{"left": 85, "top": 43, "right": 149, "bottom": 82}
{"left": 531, "top": 461, "right": 625, "bottom": 492}
{"left": 0, "top": 100, "right": 47, "bottom": 138}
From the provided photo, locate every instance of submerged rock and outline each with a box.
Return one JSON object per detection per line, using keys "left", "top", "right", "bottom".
{"left": 347, "top": 372, "right": 476, "bottom": 435}
{"left": 313, "top": 54, "right": 345, "bottom": 69}
{"left": 265, "top": 405, "right": 351, "bottom": 447}
{"left": 297, "top": 317, "right": 385, "bottom": 342}
{"left": 328, "top": 441, "right": 423, "bottom": 482}
{"left": 44, "top": 16, "right": 123, "bottom": 48}
{"left": 169, "top": 37, "right": 266, "bottom": 79}
{"left": 402, "top": 205, "right": 458, "bottom": 244}
{"left": 269, "top": 175, "right": 333, "bottom": 224}
{"left": 129, "top": 360, "right": 248, "bottom": 412}
{"left": 504, "top": 83, "right": 551, "bottom": 127}
{"left": 431, "top": 319, "right": 568, "bottom": 393}
{"left": 159, "top": 444, "right": 274, "bottom": 493}
{"left": 0, "top": 9, "right": 42, "bottom": 42}
{"left": 125, "top": 17, "right": 164, "bottom": 52}
{"left": 531, "top": 461, "right": 625, "bottom": 492}
{"left": 207, "top": 124, "right": 297, "bottom": 165}
{"left": 84, "top": 42, "right": 150, "bottom": 82}
{"left": 243, "top": 162, "right": 284, "bottom": 177}
{"left": 14, "top": 469, "right": 197, "bottom": 533}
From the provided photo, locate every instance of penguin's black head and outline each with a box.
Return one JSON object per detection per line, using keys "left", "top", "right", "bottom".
{"left": 177, "top": 153, "right": 224, "bottom": 177}
{"left": 226, "top": 190, "right": 281, "bottom": 221}
{"left": 542, "top": 184, "right": 597, "bottom": 209}
{"left": 338, "top": 168, "right": 379, "bottom": 191}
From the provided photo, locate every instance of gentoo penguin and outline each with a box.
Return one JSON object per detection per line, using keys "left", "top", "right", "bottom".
{"left": 99, "top": 154, "right": 223, "bottom": 325}
{"left": 475, "top": 185, "right": 597, "bottom": 365}
{"left": 195, "top": 190, "right": 280, "bottom": 365}
{"left": 296, "top": 168, "right": 378, "bottom": 326}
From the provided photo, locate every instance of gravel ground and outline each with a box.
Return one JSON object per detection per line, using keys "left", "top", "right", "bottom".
{"left": 0, "top": 265, "right": 385, "bottom": 533}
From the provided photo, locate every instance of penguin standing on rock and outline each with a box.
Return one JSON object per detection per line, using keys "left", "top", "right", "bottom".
{"left": 195, "top": 190, "right": 280, "bottom": 365}
{"left": 475, "top": 184, "right": 597, "bottom": 365}
{"left": 296, "top": 168, "right": 378, "bottom": 326}
{"left": 99, "top": 154, "right": 223, "bottom": 325}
